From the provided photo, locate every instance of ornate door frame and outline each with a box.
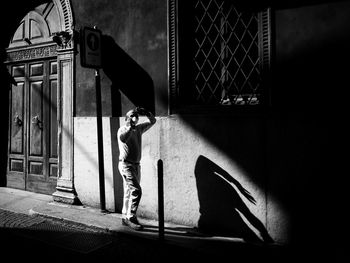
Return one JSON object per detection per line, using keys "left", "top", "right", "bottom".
{"left": 6, "top": 0, "right": 78, "bottom": 203}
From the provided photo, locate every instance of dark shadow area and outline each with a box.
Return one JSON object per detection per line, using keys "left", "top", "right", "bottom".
{"left": 0, "top": 220, "right": 113, "bottom": 262}
{"left": 0, "top": 208, "right": 287, "bottom": 263}
{"left": 0, "top": 19, "right": 13, "bottom": 186}
{"left": 116, "top": 223, "right": 288, "bottom": 262}
{"left": 271, "top": 4, "right": 349, "bottom": 248}
{"left": 109, "top": 118, "right": 123, "bottom": 212}
{"left": 272, "top": 32, "right": 350, "bottom": 115}
{"left": 140, "top": 224, "right": 210, "bottom": 238}
{"left": 233, "top": 0, "right": 350, "bottom": 9}
{"left": 270, "top": 0, "right": 350, "bottom": 9}
{"left": 101, "top": 34, "right": 155, "bottom": 115}
{"left": 194, "top": 155, "right": 273, "bottom": 244}
{"left": 0, "top": 51, "right": 11, "bottom": 186}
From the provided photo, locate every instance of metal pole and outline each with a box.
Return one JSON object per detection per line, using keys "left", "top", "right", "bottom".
{"left": 95, "top": 68, "right": 106, "bottom": 212}
{"left": 158, "top": 159, "right": 164, "bottom": 241}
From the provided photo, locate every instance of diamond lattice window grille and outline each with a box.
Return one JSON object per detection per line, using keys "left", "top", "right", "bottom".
{"left": 193, "top": 0, "right": 261, "bottom": 105}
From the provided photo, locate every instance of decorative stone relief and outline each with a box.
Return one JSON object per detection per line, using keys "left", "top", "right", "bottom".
{"left": 52, "top": 31, "right": 74, "bottom": 50}
{"left": 6, "top": 45, "right": 57, "bottom": 62}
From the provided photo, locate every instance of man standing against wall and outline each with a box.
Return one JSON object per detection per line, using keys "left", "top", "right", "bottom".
{"left": 117, "top": 107, "right": 156, "bottom": 230}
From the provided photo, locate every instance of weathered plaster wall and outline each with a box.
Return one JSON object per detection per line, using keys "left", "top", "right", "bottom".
{"left": 73, "top": 115, "right": 270, "bottom": 243}
{"left": 73, "top": 117, "right": 117, "bottom": 210}
{"left": 70, "top": 0, "right": 350, "bottom": 247}
{"left": 72, "top": 0, "right": 168, "bottom": 117}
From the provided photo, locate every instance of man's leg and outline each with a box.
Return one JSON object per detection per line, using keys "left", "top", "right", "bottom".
{"left": 118, "top": 163, "right": 143, "bottom": 230}
{"left": 119, "top": 162, "right": 130, "bottom": 219}
{"left": 124, "top": 164, "right": 141, "bottom": 219}
{"left": 121, "top": 178, "right": 130, "bottom": 219}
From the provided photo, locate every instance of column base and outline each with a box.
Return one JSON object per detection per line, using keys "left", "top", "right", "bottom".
{"left": 52, "top": 186, "right": 81, "bottom": 205}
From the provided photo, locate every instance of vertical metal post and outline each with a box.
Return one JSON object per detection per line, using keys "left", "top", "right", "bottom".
{"left": 158, "top": 159, "right": 164, "bottom": 241}
{"left": 95, "top": 68, "right": 106, "bottom": 212}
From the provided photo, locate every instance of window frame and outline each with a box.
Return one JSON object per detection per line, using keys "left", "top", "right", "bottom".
{"left": 168, "top": 0, "right": 273, "bottom": 115}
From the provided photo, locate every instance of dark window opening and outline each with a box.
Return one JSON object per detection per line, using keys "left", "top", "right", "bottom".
{"left": 169, "top": 0, "right": 272, "bottom": 112}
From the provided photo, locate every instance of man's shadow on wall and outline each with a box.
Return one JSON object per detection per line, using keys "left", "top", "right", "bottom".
{"left": 100, "top": 35, "right": 155, "bottom": 212}
{"left": 195, "top": 155, "right": 274, "bottom": 244}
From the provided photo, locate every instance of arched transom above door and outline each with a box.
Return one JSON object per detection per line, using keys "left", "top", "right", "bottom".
{"left": 8, "top": 0, "right": 74, "bottom": 49}
{"left": 10, "top": 2, "right": 59, "bottom": 48}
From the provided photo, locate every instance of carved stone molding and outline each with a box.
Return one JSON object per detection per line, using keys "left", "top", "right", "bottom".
{"left": 53, "top": 31, "right": 74, "bottom": 51}
{"left": 53, "top": 186, "right": 79, "bottom": 205}
{"left": 168, "top": 0, "right": 178, "bottom": 112}
{"left": 6, "top": 44, "right": 57, "bottom": 62}
{"left": 54, "top": 0, "right": 74, "bottom": 33}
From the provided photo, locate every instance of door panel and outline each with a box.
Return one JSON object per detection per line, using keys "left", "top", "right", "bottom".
{"left": 50, "top": 79, "right": 58, "bottom": 158}
{"left": 7, "top": 75, "right": 26, "bottom": 189}
{"left": 49, "top": 75, "right": 58, "bottom": 178}
{"left": 29, "top": 80, "right": 43, "bottom": 156}
{"left": 10, "top": 82, "right": 24, "bottom": 154}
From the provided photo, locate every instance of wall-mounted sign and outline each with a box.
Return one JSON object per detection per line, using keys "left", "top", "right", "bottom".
{"left": 80, "top": 27, "right": 102, "bottom": 68}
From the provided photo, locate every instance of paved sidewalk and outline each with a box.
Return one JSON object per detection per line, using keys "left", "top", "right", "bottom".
{"left": 0, "top": 187, "right": 287, "bottom": 262}
{"left": 0, "top": 187, "right": 213, "bottom": 243}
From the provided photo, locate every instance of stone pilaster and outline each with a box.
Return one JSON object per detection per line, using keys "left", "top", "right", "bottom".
{"left": 52, "top": 30, "right": 79, "bottom": 205}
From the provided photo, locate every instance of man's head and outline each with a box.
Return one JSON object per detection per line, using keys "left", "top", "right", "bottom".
{"left": 125, "top": 109, "right": 139, "bottom": 127}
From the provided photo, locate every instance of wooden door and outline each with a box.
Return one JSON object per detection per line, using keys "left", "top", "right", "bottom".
{"left": 7, "top": 60, "right": 58, "bottom": 195}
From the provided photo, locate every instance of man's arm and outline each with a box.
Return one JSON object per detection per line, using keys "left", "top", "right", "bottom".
{"left": 145, "top": 110, "right": 156, "bottom": 125}
{"left": 136, "top": 107, "right": 156, "bottom": 132}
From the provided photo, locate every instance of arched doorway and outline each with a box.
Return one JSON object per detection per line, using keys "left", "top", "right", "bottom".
{"left": 5, "top": 0, "right": 75, "bottom": 197}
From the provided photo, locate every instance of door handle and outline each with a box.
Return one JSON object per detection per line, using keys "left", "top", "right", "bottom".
{"left": 14, "top": 114, "right": 22, "bottom": 126}
{"left": 32, "top": 115, "right": 42, "bottom": 129}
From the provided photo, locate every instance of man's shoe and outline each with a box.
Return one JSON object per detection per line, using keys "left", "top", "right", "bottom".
{"left": 122, "top": 217, "right": 143, "bottom": 231}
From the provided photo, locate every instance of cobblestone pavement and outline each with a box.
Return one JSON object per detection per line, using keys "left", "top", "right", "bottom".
{"left": 0, "top": 208, "right": 112, "bottom": 260}
{"left": 0, "top": 209, "right": 47, "bottom": 228}
{"left": 0, "top": 208, "right": 211, "bottom": 263}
